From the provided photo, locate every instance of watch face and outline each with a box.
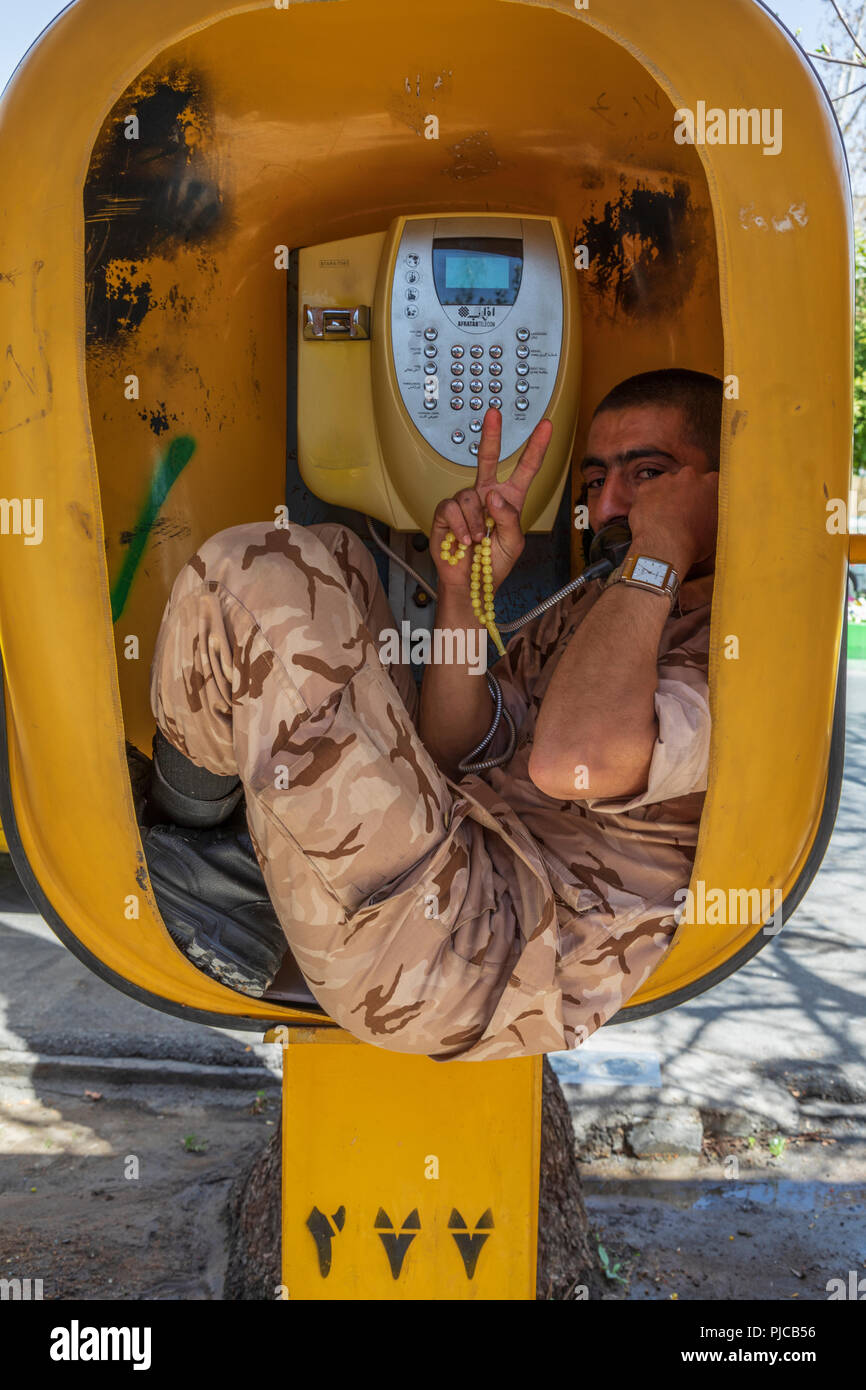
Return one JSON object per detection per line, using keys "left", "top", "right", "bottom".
{"left": 632, "top": 557, "right": 670, "bottom": 587}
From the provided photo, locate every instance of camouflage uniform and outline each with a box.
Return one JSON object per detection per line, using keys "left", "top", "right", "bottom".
{"left": 150, "top": 519, "right": 713, "bottom": 1061}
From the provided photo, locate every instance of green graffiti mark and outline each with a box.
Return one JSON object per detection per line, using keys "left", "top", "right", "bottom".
{"left": 111, "top": 435, "right": 196, "bottom": 622}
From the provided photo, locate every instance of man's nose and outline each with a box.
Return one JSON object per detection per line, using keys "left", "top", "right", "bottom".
{"left": 595, "top": 472, "right": 634, "bottom": 527}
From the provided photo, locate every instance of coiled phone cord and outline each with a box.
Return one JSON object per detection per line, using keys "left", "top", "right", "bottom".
{"left": 364, "top": 516, "right": 632, "bottom": 774}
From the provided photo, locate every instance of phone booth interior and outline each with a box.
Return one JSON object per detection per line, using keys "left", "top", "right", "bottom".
{"left": 0, "top": 0, "right": 853, "bottom": 1299}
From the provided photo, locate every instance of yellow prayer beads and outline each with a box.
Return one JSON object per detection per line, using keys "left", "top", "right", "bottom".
{"left": 439, "top": 512, "right": 507, "bottom": 658}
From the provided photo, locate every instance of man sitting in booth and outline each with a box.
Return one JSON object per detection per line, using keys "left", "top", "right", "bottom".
{"left": 146, "top": 368, "right": 720, "bottom": 1061}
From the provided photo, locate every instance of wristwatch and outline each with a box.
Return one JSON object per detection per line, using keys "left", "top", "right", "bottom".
{"left": 603, "top": 555, "right": 681, "bottom": 613}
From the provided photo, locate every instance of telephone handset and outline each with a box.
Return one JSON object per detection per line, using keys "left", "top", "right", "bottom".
{"left": 298, "top": 213, "right": 581, "bottom": 536}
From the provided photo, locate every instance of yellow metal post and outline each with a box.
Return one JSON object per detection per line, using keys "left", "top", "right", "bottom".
{"left": 272, "top": 1028, "right": 542, "bottom": 1299}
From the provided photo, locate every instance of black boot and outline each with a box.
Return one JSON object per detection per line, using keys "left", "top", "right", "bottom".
{"left": 134, "top": 732, "right": 288, "bottom": 997}
{"left": 142, "top": 822, "right": 288, "bottom": 998}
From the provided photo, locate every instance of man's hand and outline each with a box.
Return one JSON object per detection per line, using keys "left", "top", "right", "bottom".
{"left": 430, "top": 408, "right": 553, "bottom": 593}
{"left": 627, "top": 466, "right": 719, "bottom": 575}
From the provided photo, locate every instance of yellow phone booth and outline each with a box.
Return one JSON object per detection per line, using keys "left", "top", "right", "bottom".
{"left": 0, "top": 0, "right": 857, "bottom": 1298}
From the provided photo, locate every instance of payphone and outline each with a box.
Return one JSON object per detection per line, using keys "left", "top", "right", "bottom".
{"left": 298, "top": 213, "right": 581, "bottom": 536}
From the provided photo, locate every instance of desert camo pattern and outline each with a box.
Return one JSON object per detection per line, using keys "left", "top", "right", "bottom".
{"left": 150, "top": 519, "right": 713, "bottom": 1062}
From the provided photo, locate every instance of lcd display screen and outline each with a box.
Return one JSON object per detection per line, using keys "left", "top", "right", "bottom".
{"left": 432, "top": 237, "right": 522, "bottom": 306}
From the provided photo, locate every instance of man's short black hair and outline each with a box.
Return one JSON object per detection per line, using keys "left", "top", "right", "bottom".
{"left": 592, "top": 368, "right": 724, "bottom": 470}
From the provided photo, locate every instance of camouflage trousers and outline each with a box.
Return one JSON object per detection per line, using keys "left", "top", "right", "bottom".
{"left": 150, "top": 520, "right": 673, "bottom": 1062}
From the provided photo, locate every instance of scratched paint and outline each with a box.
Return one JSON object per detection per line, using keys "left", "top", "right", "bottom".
{"left": 111, "top": 436, "right": 196, "bottom": 621}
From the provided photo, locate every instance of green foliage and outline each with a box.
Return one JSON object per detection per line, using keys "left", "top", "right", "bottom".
{"left": 854, "top": 232, "right": 866, "bottom": 473}
{"left": 597, "top": 1240, "right": 628, "bottom": 1285}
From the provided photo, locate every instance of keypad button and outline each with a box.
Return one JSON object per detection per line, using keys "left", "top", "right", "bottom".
{"left": 516, "top": 398, "right": 529, "bottom": 411}
{"left": 469, "top": 420, "right": 482, "bottom": 432}
{"left": 516, "top": 381, "right": 529, "bottom": 393}
{"left": 489, "top": 363, "right": 502, "bottom": 377}
{"left": 405, "top": 253, "right": 420, "bottom": 267}
{"left": 405, "top": 306, "right": 418, "bottom": 317}
{"left": 450, "top": 398, "right": 464, "bottom": 410}
{"left": 450, "top": 381, "right": 463, "bottom": 393}
{"left": 470, "top": 398, "right": 484, "bottom": 410}
{"left": 451, "top": 363, "right": 464, "bottom": 376}
{"left": 488, "top": 399, "right": 502, "bottom": 410}
{"left": 516, "top": 363, "right": 528, "bottom": 376}
{"left": 489, "top": 381, "right": 501, "bottom": 394}
{"left": 489, "top": 345, "right": 503, "bottom": 359}
{"left": 451, "top": 344, "right": 464, "bottom": 357}
{"left": 470, "top": 345, "right": 483, "bottom": 358}
{"left": 424, "top": 327, "right": 437, "bottom": 340}
{"left": 469, "top": 443, "right": 480, "bottom": 455}
{"left": 516, "top": 328, "right": 530, "bottom": 341}
{"left": 516, "top": 346, "right": 529, "bottom": 359}
{"left": 469, "top": 362, "right": 483, "bottom": 376}
{"left": 424, "top": 362, "right": 438, "bottom": 375}
{"left": 423, "top": 398, "right": 437, "bottom": 410}
{"left": 451, "top": 429, "right": 466, "bottom": 443}
{"left": 470, "top": 381, "right": 483, "bottom": 393}
{"left": 424, "top": 345, "right": 437, "bottom": 358}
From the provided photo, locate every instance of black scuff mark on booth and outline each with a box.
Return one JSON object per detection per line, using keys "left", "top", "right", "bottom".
{"left": 84, "top": 67, "right": 230, "bottom": 344}
{"left": 574, "top": 178, "right": 704, "bottom": 318}
{"left": 138, "top": 402, "right": 173, "bottom": 436}
{"left": 120, "top": 515, "right": 191, "bottom": 549}
{"left": 67, "top": 502, "right": 93, "bottom": 540}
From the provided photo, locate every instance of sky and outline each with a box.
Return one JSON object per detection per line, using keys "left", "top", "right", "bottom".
{"left": 0, "top": 0, "right": 833, "bottom": 98}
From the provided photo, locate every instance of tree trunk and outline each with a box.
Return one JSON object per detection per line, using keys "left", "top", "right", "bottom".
{"left": 224, "top": 1056, "right": 601, "bottom": 1300}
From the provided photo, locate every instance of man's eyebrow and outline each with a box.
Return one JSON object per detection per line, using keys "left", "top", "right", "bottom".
{"left": 579, "top": 446, "right": 678, "bottom": 474}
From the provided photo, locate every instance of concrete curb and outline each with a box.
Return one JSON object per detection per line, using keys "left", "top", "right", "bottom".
{"left": 0, "top": 1049, "right": 281, "bottom": 1090}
